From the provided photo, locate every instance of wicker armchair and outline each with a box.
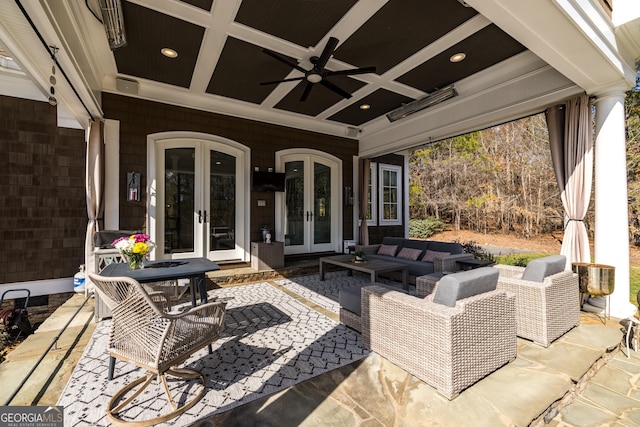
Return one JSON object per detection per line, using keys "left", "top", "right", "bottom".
{"left": 362, "top": 284, "right": 516, "bottom": 400}
{"left": 89, "top": 274, "right": 226, "bottom": 426}
{"left": 494, "top": 261, "right": 580, "bottom": 347}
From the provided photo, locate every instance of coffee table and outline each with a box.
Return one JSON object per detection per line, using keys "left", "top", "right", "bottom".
{"left": 319, "top": 254, "right": 409, "bottom": 291}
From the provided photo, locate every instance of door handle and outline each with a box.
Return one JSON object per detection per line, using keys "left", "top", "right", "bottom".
{"left": 309, "top": 211, "right": 314, "bottom": 221}
{"left": 198, "top": 210, "right": 203, "bottom": 223}
{"left": 306, "top": 211, "right": 309, "bottom": 221}
{"left": 203, "top": 210, "right": 207, "bottom": 223}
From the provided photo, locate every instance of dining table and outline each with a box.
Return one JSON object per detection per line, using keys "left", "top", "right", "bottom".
{"left": 99, "top": 257, "right": 220, "bottom": 306}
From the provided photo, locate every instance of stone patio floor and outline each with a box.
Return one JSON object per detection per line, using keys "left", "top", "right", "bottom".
{"left": 0, "top": 260, "right": 637, "bottom": 426}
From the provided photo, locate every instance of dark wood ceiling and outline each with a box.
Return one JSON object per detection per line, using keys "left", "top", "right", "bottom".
{"left": 107, "top": 0, "right": 527, "bottom": 129}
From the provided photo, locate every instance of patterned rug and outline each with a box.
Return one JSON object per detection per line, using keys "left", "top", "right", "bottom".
{"left": 57, "top": 282, "right": 369, "bottom": 426}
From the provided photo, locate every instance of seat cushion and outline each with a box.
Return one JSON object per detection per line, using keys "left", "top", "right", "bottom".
{"left": 521, "top": 255, "right": 566, "bottom": 282}
{"left": 433, "top": 267, "right": 499, "bottom": 307}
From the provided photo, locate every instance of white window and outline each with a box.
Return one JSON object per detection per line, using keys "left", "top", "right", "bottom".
{"left": 366, "top": 162, "right": 377, "bottom": 226}
{"left": 379, "top": 164, "right": 402, "bottom": 225}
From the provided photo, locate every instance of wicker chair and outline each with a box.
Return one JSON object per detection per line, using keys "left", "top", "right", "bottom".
{"left": 89, "top": 273, "right": 226, "bottom": 426}
{"left": 494, "top": 257, "right": 580, "bottom": 347}
{"left": 362, "top": 282, "right": 516, "bottom": 400}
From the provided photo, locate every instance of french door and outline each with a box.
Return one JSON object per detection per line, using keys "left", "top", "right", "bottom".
{"left": 276, "top": 151, "right": 341, "bottom": 255}
{"left": 155, "top": 139, "right": 246, "bottom": 262}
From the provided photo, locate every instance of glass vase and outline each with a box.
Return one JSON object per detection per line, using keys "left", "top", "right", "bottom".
{"left": 128, "top": 255, "right": 144, "bottom": 270}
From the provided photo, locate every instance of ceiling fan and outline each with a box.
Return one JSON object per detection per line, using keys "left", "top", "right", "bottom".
{"left": 260, "top": 37, "right": 376, "bottom": 102}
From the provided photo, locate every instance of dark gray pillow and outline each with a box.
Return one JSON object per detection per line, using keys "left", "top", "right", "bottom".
{"left": 381, "top": 237, "right": 406, "bottom": 249}
{"left": 521, "top": 255, "right": 566, "bottom": 282}
{"left": 428, "top": 241, "right": 463, "bottom": 254}
{"left": 433, "top": 267, "right": 499, "bottom": 307}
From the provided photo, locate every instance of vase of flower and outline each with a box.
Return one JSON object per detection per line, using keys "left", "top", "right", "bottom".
{"left": 112, "top": 233, "right": 156, "bottom": 270}
{"left": 128, "top": 254, "right": 144, "bottom": 270}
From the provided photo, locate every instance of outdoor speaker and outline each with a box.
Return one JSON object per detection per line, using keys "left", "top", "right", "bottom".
{"left": 116, "top": 77, "right": 139, "bottom": 94}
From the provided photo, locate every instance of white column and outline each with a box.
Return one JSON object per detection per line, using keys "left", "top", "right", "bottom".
{"left": 593, "top": 92, "right": 636, "bottom": 318}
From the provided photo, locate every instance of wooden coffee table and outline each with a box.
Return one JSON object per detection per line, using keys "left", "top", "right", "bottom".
{"left": 319, "top": 254, "right": 409, "bottom": 290}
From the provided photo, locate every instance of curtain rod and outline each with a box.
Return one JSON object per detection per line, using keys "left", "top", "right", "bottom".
{"left": 14, "top": 0, "right": 96, "bottom": 121}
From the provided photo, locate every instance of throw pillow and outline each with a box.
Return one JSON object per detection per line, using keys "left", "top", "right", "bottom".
{"left": 422, "top": 250, "right": 451, "bottom": 263}
{"left": 396, "top": 247, "right": 422, "bottom": 261}
{"left": 377, "top": 244, "right": 398, "bottom": 257}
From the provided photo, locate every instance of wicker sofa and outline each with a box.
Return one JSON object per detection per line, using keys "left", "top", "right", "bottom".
{"left": 361, "top": 267, "right": 517, "bottom": 399}
{"left": 494, "top": 255, "right": 580, "bottom": 347}
{"left": 355, "top": 237, "right": 473, "bottom": 282}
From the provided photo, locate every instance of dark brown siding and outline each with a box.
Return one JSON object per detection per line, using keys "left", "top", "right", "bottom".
{"left": 102, "top": 93, "right": 358, "bottom": 243}
{"left": 367, "top": 153, "right": 405, "bottom": 244}
{"left": 0, "top": 95, "right": 86, "bottom": 284}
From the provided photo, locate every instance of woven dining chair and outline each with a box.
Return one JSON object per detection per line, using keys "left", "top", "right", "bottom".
{"left": 88, "top": 273, "right": 226, "bottom": 426}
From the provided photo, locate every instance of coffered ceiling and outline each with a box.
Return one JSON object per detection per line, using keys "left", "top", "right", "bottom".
{"left": 1, "top": 0, "right": 637, "bottom": 152}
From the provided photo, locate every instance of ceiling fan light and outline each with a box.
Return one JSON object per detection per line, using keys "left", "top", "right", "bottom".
{"left": 306, "top": 73, "right": 322, "bottom": 83}
{"left": 98, "top": 0, "right": 127, "bottom": 50}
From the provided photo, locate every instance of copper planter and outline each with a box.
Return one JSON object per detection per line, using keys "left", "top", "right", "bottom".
{"left": 571, "top": 262, "right": 615, "bottom": 296}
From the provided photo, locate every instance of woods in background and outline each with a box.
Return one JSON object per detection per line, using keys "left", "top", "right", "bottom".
{"left": 409, "top": 88, "right": 640, "bottom": 243}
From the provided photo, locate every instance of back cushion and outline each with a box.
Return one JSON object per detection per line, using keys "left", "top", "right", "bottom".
{"left": 521, "top": 255, "right": 566, "bottom": 282}
{"left": 433, "top": 267, "right": 499, "bottom": 307}
{"left": 377, "top": 244, "right": 399, "bottom": 257}
{"left": 402, "top": 239, "right": 430, "bottom": 254}
{"left": 428, "top": 241, "right": 463, "bottom": 254}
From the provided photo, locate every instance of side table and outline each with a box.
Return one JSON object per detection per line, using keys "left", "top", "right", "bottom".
{"left": 251, "top": 241, "right": 284, "bottom": 271}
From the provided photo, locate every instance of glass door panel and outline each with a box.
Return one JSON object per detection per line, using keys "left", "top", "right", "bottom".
{"left": 313, "top": 162, "right": 331, "bottom": 244}
{"left": 284, "top": 161, "right": 305, "bottom": 248}
{"left": 164, "top": 148, "right": 195, "bottom": 255}
{"left": 209, "top": 150, "right": 236, "bottom": 252}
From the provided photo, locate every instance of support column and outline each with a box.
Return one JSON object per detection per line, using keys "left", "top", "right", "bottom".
{"left": 104, "top": 119, "right": 120, "bottom": 230}
{"left": 593, "top": 92, "right": 636, "bottom": 318}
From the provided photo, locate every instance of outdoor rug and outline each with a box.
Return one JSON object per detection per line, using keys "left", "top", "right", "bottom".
{"left": 57, "top": 282, "right": 369, "bottom": 426}
{"left": 275, "top": 271, "right": 405, "bottom": 314}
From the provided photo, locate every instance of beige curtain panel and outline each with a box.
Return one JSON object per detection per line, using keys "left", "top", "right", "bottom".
{"left": 85, "top": 120, "right": 105, "bottom": 294}
{"left": 358, "top": 158, "right": 370, "bottom": 245}
{"left": 546, "top": 94, "right": 593, "bottom": 269}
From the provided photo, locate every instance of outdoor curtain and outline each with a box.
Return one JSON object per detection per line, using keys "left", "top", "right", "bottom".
{"left": 546, "top": 94, "right": 593, "bottom": 269}
{"left": 358, "top": 158, "right": 370, "bottom": 245}
{"left": 85, "top": 120, "right": 105, "bottom": 293}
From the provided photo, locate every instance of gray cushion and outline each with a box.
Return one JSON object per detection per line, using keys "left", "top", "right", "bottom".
{"left": 339, "top": 285, "right": 363, "bottom": 315}
{"left": 401, "top": 239, "right": 430, "bottom": 254}
{"left": 428, "top": 241, "right": 463, "bottom": 254}
{"left": 433, "top": 267, "right": 499, "bottom": 307}
{"left": 521, "top": 255, "right": 566, "bottom": 282}
{"left": 381, "top": 237, "right": 406, "bottom": 248}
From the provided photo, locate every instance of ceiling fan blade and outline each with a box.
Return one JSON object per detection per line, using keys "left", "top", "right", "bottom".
{"left": 262, "top": 49, "right": 307, "bottom": 74}
{"left": 320, "top": 79, "right": 352, "bottom": 99}
{"left": 300, "top": 82, "right": 314, "bottom": 101}
{"left": 260, "top": 76, "right": 305, "bottom": 85}
{"left": 326, "top": 66, "right": 376, "bottom": 77}
{"left": 315, "top": 37, "right": 339, "bottom": 71}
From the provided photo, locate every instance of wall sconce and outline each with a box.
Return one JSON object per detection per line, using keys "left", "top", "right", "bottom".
{"left": 127, "top": 172, "right": 140, "bottom": 201}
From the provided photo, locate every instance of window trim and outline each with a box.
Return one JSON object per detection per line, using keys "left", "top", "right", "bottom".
{"left": 378, "top": 164, "right": 402, "bottom": 226}
{"left": 366, "top": 162, "right": 377, "bottom": 226}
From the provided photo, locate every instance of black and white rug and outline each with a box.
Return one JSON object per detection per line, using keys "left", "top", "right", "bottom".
{"left": 57, "top": 282, "right": 369, "bottom": 426}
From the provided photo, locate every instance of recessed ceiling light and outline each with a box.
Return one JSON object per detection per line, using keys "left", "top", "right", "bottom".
{"left": 161, "top": 48, "right": 178, "bottom": 58}
{"left": 360, "top": 104, "right": 371, "bottom": 110}
{"left": 450, "top": 53, "right": 466, "bottom": 63}
{"left": 215, "top": 161, "right": 222, "bottom": 165}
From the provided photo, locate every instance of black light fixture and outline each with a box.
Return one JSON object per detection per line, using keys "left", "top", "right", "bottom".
{"left": 98, "top": 0, "right": 127, "bottom": 49}
{"left": 386, "top": 84, "right": 458, "bottom": 122}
